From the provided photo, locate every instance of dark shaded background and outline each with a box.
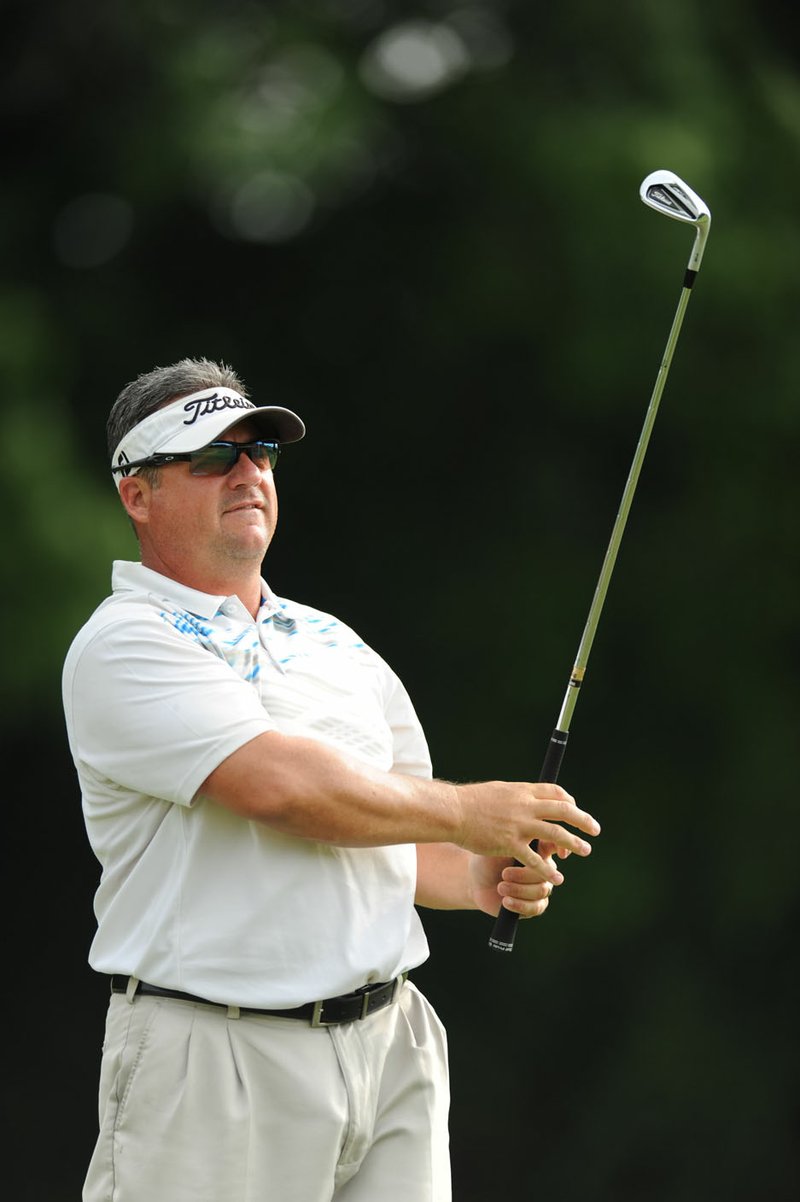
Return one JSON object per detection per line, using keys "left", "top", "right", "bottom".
{"left": 2, "top": 2, "right": 798, "bottom": 1199}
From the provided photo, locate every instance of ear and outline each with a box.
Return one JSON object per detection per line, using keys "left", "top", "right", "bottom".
{"left": 118, "top": 474, "right": 152, "bottom": 524}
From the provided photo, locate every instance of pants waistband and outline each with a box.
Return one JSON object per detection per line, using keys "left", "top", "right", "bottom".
{"left": 110, "top": 974, "right": 408, "bottom": 1027}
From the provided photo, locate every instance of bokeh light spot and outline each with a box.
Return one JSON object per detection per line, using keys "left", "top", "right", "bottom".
{"left": 228, "top": 170, "right": 315, "bottom": 242}
{"left": 359, "top": 20, "right": 469, "bottom": 102}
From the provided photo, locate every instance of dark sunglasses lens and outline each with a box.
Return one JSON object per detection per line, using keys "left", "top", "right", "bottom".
{"left": 249, "top": 442, "right": 279, "bottom": 470}
{"left": 189, "top": 445, "right": 237, "bottom": 475}
{"left": 188, "top": 442, "right": 280, "bottom": 476}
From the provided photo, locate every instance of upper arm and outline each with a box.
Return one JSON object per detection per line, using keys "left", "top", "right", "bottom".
{"left": 199, "top": 729, "right": 312, "bottom": 820}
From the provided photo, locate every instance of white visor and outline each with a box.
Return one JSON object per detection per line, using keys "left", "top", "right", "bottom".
{"left": 111, "top": 387, "right": 305, "bottom": 490}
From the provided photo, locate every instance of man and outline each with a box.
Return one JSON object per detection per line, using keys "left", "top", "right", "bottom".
{"left": 62, "top": 357, "right": 600, "bottom": 1202}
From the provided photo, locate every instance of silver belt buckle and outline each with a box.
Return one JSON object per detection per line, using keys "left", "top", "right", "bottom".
{"left": 311, "top": 999, "right": 331, "bottom": 1028}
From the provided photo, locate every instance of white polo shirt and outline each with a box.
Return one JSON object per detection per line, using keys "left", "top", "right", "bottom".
{"left": 62, "top": 561, "right": 432, "bottom": 1006}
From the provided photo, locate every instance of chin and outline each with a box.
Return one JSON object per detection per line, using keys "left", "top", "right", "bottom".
{"left": 231, "top": 538, "right": 267, "bottom": 556}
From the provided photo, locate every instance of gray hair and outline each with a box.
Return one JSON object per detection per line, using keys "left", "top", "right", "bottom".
{"left": 106, "top": 357, "right": 248, "bottom": 459}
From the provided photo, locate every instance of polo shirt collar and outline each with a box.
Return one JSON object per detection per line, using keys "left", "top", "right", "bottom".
{"left": 111, "top": 560, "right": 278, "bottom": 620}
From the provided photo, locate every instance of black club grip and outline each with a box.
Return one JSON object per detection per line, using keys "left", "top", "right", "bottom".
{"left": 487, "top": 728, "right": 568, "bottom": 953}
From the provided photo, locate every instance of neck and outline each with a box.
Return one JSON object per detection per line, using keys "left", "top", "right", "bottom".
{"left": 140, "top": 550, "right": 264, "bottom": 619}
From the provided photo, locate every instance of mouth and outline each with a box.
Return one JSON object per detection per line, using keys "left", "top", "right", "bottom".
{"left": 224, "top": 500, "right": 264, "bottom": 515}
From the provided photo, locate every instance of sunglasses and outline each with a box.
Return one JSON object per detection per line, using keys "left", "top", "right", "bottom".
{"left": 116, "top": 440, "right": 280, "bottom": 477}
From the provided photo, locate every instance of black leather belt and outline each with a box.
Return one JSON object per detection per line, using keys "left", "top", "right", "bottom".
{"left": 110, "top": 973, "right": 407, "bottom": 1027}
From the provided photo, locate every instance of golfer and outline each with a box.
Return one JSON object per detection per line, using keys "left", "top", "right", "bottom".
{"left": 62, "top": 357, "right": 600, "bottom": 1202}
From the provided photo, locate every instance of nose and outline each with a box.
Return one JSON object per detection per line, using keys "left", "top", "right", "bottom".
{"left": 227, "top": 446, "right": 267, "bottom": 483}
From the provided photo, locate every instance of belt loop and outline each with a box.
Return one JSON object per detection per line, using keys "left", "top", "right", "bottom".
{"left": 125, "top": 976, "right": 139, "bottom": 1004}
{"left": 226, "top": 1005, "right": 241, "bottom": 1020}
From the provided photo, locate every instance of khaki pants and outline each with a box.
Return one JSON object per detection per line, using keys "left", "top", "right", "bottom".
{"left": 84, "top": 979, "right": 451, "bottom": 1202}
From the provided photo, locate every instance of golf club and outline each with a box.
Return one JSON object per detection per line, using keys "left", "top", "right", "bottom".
{"left": 488, "top": 169, "right": 711, "bottom": 953}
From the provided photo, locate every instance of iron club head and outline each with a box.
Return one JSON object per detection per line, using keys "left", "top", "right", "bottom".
{"left": 639, "top": 169, "right": 711, "bottom": 272}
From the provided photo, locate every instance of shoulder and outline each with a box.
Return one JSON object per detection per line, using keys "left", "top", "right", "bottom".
{"left": 271, "top": 595, "right": 369, "bottom": 650}
{"left": 62, "top": 590, "right": 198, "bottom": 686}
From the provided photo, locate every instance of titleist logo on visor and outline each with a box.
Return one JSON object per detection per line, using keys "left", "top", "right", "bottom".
{"left": 182, "top": 392, "right": 255, "bottom": 425}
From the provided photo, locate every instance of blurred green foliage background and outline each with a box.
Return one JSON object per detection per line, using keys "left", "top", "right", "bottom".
{"left": 2, "top": 1, "right": 798, "bottom": 1198}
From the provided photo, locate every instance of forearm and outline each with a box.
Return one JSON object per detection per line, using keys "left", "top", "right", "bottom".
{"left": 415, "top": 843, "right": 478, "bottom": 910}
{"left": 200, "top": 730, "right": 463, "bottom": 847}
